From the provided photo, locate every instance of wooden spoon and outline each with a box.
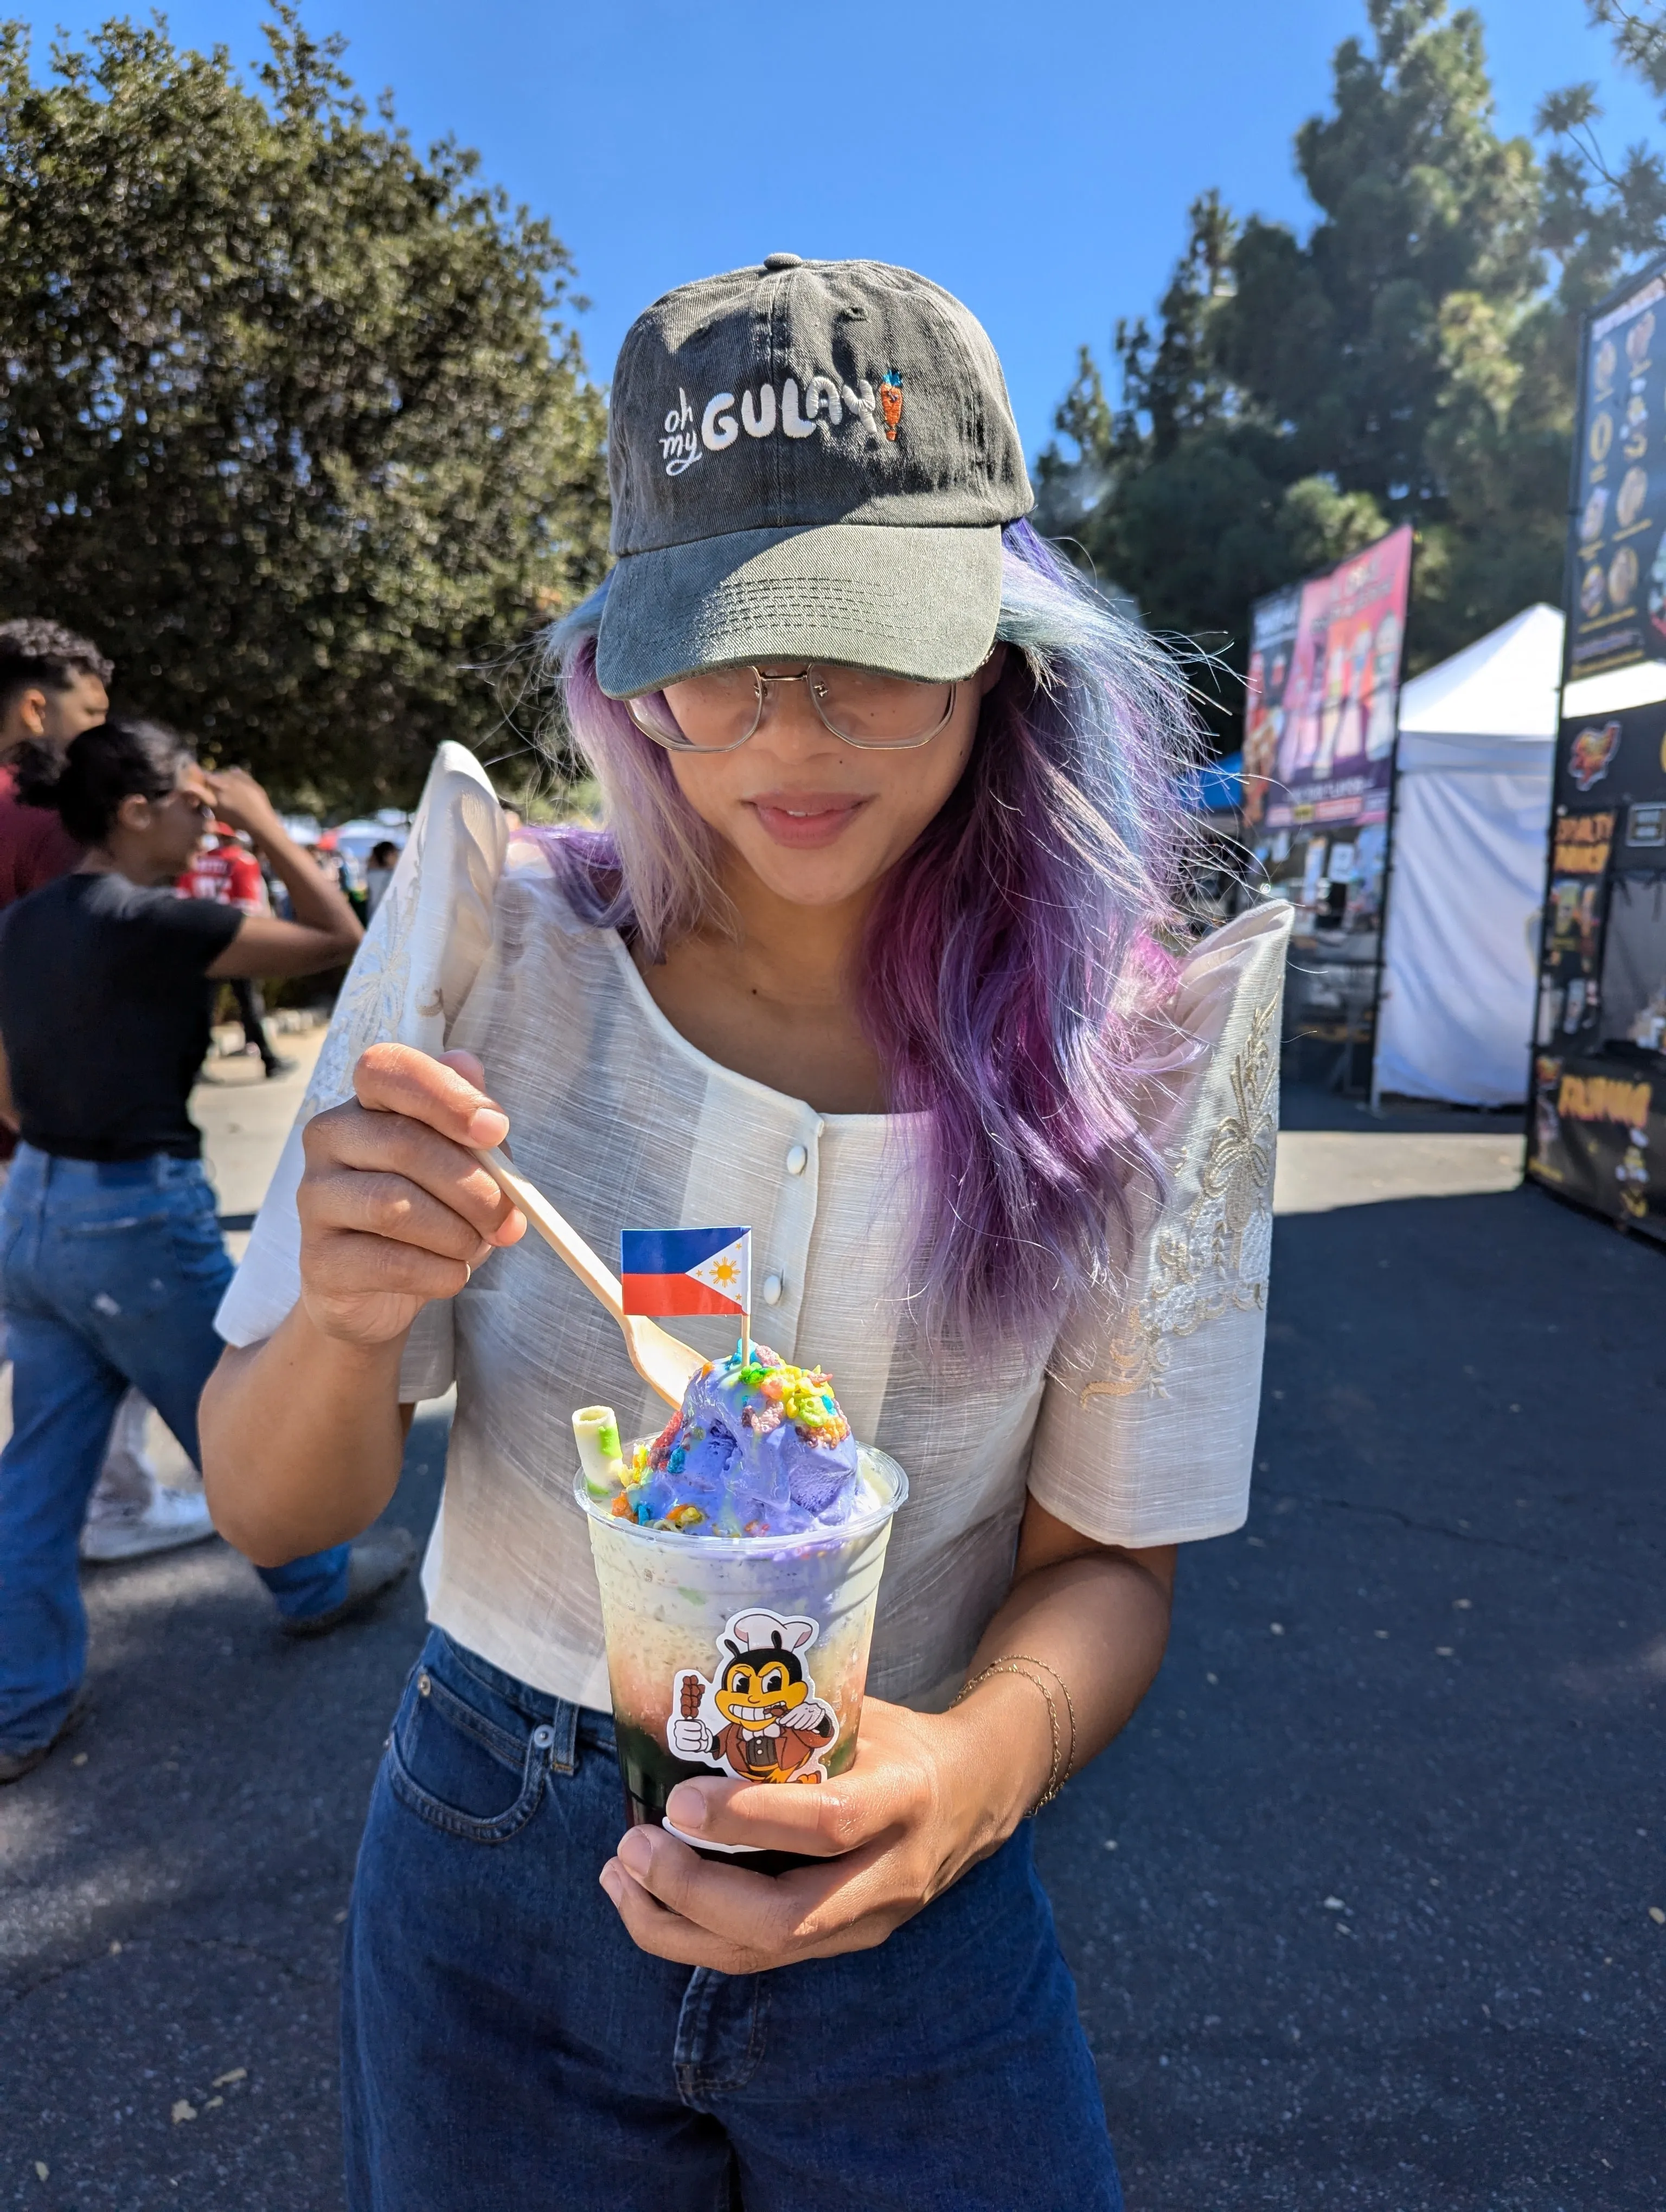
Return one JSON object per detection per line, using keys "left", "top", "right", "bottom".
{"left": 475, "top": 1145, "right": 703, "bottom": 1410}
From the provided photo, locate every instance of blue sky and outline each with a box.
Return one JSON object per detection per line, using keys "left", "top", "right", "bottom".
{"left": 15, "top": 0, "right": 1665, "bottom": 459}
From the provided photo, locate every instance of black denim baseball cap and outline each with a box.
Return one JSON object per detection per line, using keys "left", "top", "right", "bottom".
{"left": 595, "top": 255, "right": 1034, "bottom": 698}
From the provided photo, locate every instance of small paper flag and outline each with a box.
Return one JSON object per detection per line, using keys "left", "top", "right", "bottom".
{"left": 620, "top": 1226, "right": 751, "bottom": 1319}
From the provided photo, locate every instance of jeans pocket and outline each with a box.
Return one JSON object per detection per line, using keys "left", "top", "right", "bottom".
{"left": 387, "top": 1658, "right": 553, "bottom": 1844}
{"left": 57, "top": 1211, "right": 177, "bottom": 1322}
{"left": 166, "top": 1197, "right": 233, "bottom": 1305}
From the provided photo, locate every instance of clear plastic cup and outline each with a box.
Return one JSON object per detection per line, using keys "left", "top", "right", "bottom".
{"left": 575, "top": 1446, "right": 907, "bottom": 1873}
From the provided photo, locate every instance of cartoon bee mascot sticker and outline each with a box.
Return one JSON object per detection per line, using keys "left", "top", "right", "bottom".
{"left": 669, "top": 1610, "right": 837, "bottom": 1785}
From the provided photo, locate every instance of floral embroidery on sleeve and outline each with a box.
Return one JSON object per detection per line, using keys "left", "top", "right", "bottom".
{"left": 1081, "top": 994, "right": 1279, "bottom": 1403}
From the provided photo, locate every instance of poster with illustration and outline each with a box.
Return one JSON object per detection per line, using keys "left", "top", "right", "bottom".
{"left": 1257, "top": 523, "right": 1413, "bottom": 836}
{"left": 1541, "top": 874, "right": 1608, "bottom": 1044}
{"left": 1566, "top": 254, "right": 1666, "bottom": 680}
{"left": 1526, "top": 1052, "right": 1666, "bottom": 1242}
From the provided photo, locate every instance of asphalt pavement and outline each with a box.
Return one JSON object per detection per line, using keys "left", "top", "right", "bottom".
{"left": 1039, "top": 1092, "right": 1664, "bottom": 2212}
{"left": 2, "top": 1085, "right": 1661, "bottom": 2211}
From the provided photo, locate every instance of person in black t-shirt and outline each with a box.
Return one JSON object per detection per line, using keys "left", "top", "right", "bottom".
{"left": 0, "top": 618, "right": 193, "bottom": 1566}
{"left": 0, "top": 719, "right": 413, "bottom": 1781}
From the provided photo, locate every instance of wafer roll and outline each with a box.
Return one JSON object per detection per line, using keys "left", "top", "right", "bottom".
{"left": 573, "top": 1405, "right": 626, "bottom": 1497}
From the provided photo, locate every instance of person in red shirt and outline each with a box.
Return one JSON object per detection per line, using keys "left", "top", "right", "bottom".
{"left": 179, "top": 822, "right": 293, "bottom": 1077}
{"left": 0, "top": 620, "right": 111, "bottom": 906}
{"left": 183, "top": 823, "right": 266, "bottom": 910}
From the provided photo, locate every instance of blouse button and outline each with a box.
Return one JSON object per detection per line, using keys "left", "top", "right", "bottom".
{"left": 761, "top": 1272, "right": 784, "bottom": 1306}
{"left": 785, "top": 1144, "right": 808, "bottom": 1176}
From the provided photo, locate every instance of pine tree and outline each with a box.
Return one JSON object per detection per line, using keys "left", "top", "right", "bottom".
{"left": 1043, "top": 0, "right": 1666, "bottom": 735}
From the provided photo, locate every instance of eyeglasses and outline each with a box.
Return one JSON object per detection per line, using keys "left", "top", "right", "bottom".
{"left": 624, "top": 664, "right": 958, "bottom": 753}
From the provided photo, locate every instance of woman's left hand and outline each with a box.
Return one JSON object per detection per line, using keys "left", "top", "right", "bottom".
{"left": 602, "top": 1526, "right": 1177, "bottom": 1971}
{"left": 598, "top": 1689, "right": 1044, "bottom": 1972}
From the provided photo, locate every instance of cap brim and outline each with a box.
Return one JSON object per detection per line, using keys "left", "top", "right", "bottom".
{"left": 594, "top": 523, "right": 1003, "bottom": 697}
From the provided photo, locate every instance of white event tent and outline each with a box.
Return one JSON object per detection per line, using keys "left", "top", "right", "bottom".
{"left": 1372, "top": 604, "right": 1562, "bottom": 1107}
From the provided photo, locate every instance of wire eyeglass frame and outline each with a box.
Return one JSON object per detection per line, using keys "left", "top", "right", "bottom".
{"left": 624, "top": 665, "right": 959, "bottom": 754}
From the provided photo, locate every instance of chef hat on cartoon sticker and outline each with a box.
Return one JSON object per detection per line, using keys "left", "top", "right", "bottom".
{"left": 725, "top": 1610, "right": 817, "bottom": 1656}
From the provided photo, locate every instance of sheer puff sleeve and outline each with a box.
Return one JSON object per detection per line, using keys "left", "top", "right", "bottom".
{"left": 1026, "top": 900, "right": 1293, "bottom": 1549}
{"left": 212, "top": 742, "right": 509, "bottom": 1405}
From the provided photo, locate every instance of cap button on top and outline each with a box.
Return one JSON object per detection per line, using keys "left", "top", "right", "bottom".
{"left": 785, "top": 1144, "right": 808, "bottom": 1176}
{"left": 762, "top": 252, "right": 803, "bottom": 271}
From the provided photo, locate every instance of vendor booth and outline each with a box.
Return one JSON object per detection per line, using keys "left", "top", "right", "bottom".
{"left": 1524, "top": 250, "right": 1666, "bottom": 1244}
{"left": 1241, "top": 557, "right": 1561, "bottom": 1103}
{"left": 1372, "top": 605, "right": 1562, "bottom": 1106}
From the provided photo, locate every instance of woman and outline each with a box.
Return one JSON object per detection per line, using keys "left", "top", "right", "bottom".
{"left": 203, "top": 259, "right": 1289, "bottom": 2209}
{"left": 0, "top": 721, "right": 408, "bottom": 1784}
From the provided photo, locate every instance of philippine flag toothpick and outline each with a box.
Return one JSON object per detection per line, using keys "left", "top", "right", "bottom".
{"left": 620, "top": 1227, "right": 751, "bottom": 1320}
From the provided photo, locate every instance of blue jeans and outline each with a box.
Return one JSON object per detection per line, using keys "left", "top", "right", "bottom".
{"left": 0, "top": 1144, "right": 350, "bottom": 1754}
{"left": 343, "top": 1628, "right": 1124, "bottom": 2212}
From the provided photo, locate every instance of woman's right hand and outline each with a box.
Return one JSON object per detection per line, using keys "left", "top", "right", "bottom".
{"left": 204, "top": 765, "right": 285, "bottom": 846}
{"left": 297, "top": 1044, "right": 527, "bottom": 1346}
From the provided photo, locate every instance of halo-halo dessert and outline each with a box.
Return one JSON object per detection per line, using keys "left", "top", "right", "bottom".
{"left": 575, "top": 1343, "right": 873, "bottom": 1536}
{"left": 573, "top": 1346, "right": 907, "bottom": 1869}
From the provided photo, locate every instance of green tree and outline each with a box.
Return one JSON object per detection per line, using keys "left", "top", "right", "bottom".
{"left": 1537, "top": 5, "right": 1666, "bottom": 298}
{"left": 1042, "top": 0, "right": 1665, "bottom": 739}
{"left": 0, "top": 10, "right": 608, "bottom": 809}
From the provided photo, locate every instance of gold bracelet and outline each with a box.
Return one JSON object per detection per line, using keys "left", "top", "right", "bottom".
{"left": 995, "top": 1654, "right": 1078, "bottom": 1783}
{"left": 956, "top": 1654, "right": 1079, "bottom": 1790}
{"left": 953, "top": 1660, "right": 1064, "bottom": 1816}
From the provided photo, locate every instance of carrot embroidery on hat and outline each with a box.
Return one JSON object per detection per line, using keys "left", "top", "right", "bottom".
{"left": 879, "top": 371, "right": 903, "bottom": 442}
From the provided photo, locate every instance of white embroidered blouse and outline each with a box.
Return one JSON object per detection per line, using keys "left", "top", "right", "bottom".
{"left": 218, "top": 745, "right": 1291, "bottom": 1713}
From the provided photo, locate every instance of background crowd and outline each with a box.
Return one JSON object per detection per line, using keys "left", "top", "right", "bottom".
{"left": 0, "top": 619, "right": 417, "bottom": 1783}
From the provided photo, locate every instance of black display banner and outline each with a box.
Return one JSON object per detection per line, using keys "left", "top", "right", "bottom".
{"left": 1567, "top": 256, "right": 1666, "bottom": 680}
{"left": 1528, "top": 1050, "right": 1666, "bottom": 1243}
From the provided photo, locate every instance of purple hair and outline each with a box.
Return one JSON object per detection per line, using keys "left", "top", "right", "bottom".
{"left": 536, "top": 518, "right": 1203, "bottom": 1357}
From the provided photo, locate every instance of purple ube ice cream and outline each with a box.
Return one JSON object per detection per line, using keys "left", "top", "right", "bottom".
{"left": 611, "top": 1344, "right": 862, "bottom": 1537}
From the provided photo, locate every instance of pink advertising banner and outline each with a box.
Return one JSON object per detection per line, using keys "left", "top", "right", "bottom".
{"left": 1244, "top": 523, "right": 1413, "bottom": 833}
